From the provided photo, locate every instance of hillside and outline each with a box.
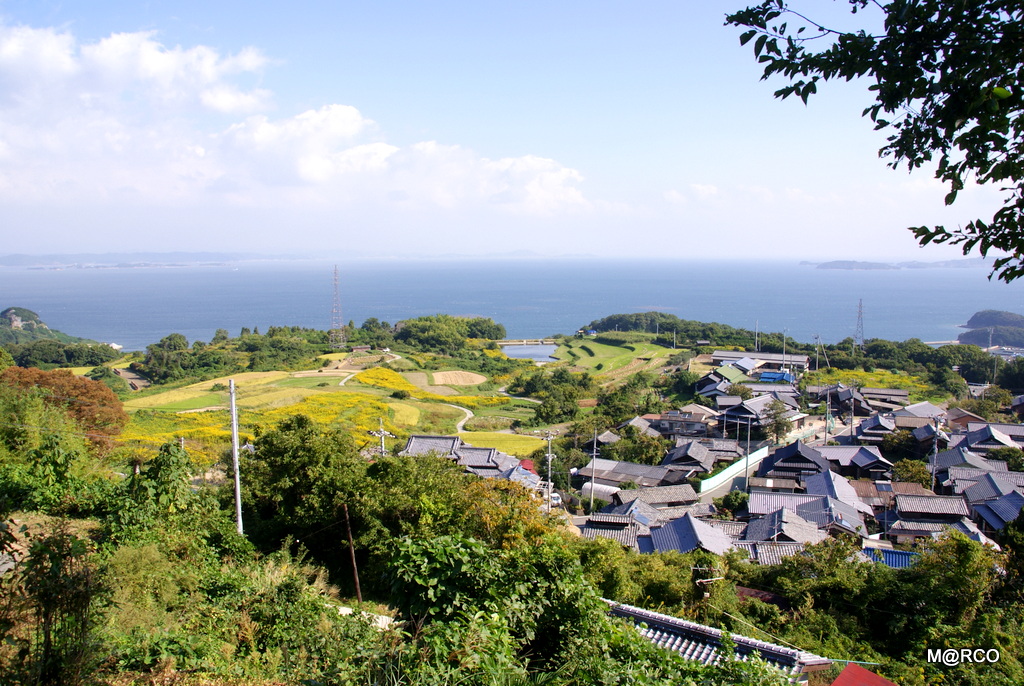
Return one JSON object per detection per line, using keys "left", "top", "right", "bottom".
{"left": 0, "top": 307, "right": 93, "bottom": 345}
{"left": 964, "top": 309, "right": 1024, "bottom": 330}
{"left": 959, "top": 310, "right": 1024, "bottom": 347}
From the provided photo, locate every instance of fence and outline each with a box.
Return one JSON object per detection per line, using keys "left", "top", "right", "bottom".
{"left": 698, "top": 446, "right": 771, "bottom": 494}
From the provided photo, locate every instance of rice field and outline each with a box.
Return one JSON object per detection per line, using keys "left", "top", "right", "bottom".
{"left": 456, "top": 432, "right": 545, "bottom": 457}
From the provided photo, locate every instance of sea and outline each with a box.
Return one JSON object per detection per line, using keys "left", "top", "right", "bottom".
{"left": 0, "top": 258, "right": 1022, "bottom": 352}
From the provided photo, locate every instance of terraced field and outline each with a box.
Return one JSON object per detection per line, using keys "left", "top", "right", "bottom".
{"left": 117, "top": 363, "right": 535, "bottom": 460}
{"left": 553, "top": 338, "right": 680, "bottom": 384}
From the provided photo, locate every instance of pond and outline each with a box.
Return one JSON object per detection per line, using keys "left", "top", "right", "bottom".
{"left": 500, "top": 344, "right": 558, "bottom": 361}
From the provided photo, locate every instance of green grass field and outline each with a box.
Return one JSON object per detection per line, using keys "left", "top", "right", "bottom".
{"left": 553, "top": 338, "right": 676, "bottom": 383}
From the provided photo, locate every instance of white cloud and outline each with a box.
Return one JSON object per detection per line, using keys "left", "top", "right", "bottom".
{"left": 0, "top": 22, "right": 588, "bottom": 228}
{"left": 690, "top": 183, "right": 719, "bottom": 198}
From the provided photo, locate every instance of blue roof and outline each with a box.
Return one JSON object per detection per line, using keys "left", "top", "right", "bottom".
{"left": 864, "top": 547, "right": 919, "bottom": 569}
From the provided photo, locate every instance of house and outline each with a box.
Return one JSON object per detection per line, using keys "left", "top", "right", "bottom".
{"left": 945, "top": 407, "right": 987, "bottom": 432}
{"left": 605, "top": 601, "right": 831, "bottom": 682}
{"left": 973, "top": 491, "right": 1024, "bottom": 533}
{"left": 711, "top": 350, "right": 811, "bottom": 373}
{"left": 639, "top": 409, "right": 716, "bottom": 438}
{"left": 816, "top": 445, "right": 893, "bottom": 480}
{"left": 757, "top": 441, "right": 832, "bottom": 481}
{"left": 579, "top": 457, "right": 691, "bottom": 490}
{"left": 747, "top": 493, "right": 867, "bottom": 537}
{"left": 806, "top": 383, "right": 874, "bottom": 416}
{"left": 859, "top": 387, "right": 910, "bottom": 412}
{"left": 661, "top": 438, "right": 743, "bottom": 476}
{"left": 951, "top": 423, "right": 1021, "bottom": 454}
{"left": 965, "top": 421, "right": 1024, "bottom": 449}
{"left": 721, "top": 393, "right": 806, "bottom": 434}
{"left": 612, "top": 484, "right": 699, "bottom": 509}
{"left": 399, "top": 435, "right": 521, "bottom": 481}
{"left": 577, "top": 513, "right": 651, "bottom": 551}
{"left": 803, "top": 470, "right": 875, "bottom": 517}
{"left": 643, "top": 512, "right": 737, "bottom": 556}
{"left": 893, "top": 401, "right": 946, "bottom": 420}
{"left": 743, "top": 508, "right": 828, "bottom": 545}
{"left": 848, "top": 480, "right": 934, "bottom": 514}
{"left": 581, "top": 429, "right": 622, "bottom": 456}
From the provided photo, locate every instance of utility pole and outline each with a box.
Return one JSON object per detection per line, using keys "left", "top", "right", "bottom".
{"left": 343, "top": 503, "right": 362, "bottom": 603}
{"left": 229, "top": 379, "right": 244, "bottom": 535}
{"left": 931, "top": 417, "right": 940, "bottom": 493}
{"left": 368, "top": 418, "right": 395, "bottom": 457}
{"left": 590, "top": 427, "right": 598, "bottom": 514}
{"left": 545, "top": 432, "right": 554, "bottom": 515}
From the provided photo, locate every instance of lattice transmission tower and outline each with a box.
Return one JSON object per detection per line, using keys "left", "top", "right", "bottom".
{"left": 854, "top": 299, "right": 865, "bottom": 352}
{"left": 329, "top": 265, "right": 346, "bottom": 350}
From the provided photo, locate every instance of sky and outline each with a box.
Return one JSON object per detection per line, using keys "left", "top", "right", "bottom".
{"left": 0, "top": 1, "right": 1006, "bottom": 261}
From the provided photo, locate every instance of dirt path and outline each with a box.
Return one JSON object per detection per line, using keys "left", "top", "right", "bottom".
{"left": 445, "top": 404, "right": 474, "bottom": 432}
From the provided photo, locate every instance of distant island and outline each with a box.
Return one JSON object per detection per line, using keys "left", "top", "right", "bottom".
{"left": 958, "top": 309, "right": 1024, "bottom": 347}
{"left": 809, "top": 257, "right": 992, "bottom": 270}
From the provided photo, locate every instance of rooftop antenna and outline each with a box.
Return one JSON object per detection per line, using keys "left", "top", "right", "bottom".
{"left": 329, "top": 265, "right": 346, "bottom": 350}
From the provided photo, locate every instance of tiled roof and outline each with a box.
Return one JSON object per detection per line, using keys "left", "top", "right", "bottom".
{"left": 748, "top": 492, "right": 821, "bottom": 516}
{"left": 963, "top": 473, "right": 1020, "bottom": 504}
{"left": 793, "top": 497, "right": 866, "bottom": 536}
{"left": 581, "top": 458, "right": 689, "bottom": 488}
{"left": 744, "top": 508, "right": 827, "bottom": 545}
{"left": 974, "top": 491, "right": 1024, "bottom": 530}
{"left": 803, "top": 471, "right": 875, "bottom": 515}
{"left": 816, "top": 446, "right": 887, "bottom": 468}
{"left": 733, "top": 541, "right": 807, "bottom": 566}
{"left": 649, "top": 512, "right": 736, "bottom": 556}
{"left": 894, "top": 401, "right": 945, "bottom": 419}
{"left": 400, "top": 435, "right": 461, "bottom": 456}
{"left": 579, "top": 515, "right": 651, "bottom": 549}
{"left": 606, "top": 600, "right": 830, "bottom": 675}
{"left": 615, "top": 484, "right": 698, "bottom": 508}
{"left": 895, "top": 494, "right": 970, "bottom": 517}
{"left": 705, "top": 519, "right": 747, "bottom": 538}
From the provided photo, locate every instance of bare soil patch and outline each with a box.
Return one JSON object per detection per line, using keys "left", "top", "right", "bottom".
{"left": 433, "top": 370, "right": 486, "bottom": 385}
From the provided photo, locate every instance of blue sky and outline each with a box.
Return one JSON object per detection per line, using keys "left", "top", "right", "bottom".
{"left": 0, "top": 1, "right": 1004, "bottom": 261}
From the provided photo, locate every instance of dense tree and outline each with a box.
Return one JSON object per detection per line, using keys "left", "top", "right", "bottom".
{"left": 240, "top": 414, "right": 367, "bottom": 561}
{"left": 762, "top": 398, "right": 793, "bottom": 444}
{"left": 893, "top": 458, "right": 932, "bottom": 488}
{"left": 0, "top": 367, "right": 128, "bottom": 452}
{"left": 727, "top": 1, "right": 1024, "bottom": 281}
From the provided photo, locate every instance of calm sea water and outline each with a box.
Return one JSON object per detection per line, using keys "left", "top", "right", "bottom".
{"left": 0, "top": 258, "right": 1021, "bottom": 351}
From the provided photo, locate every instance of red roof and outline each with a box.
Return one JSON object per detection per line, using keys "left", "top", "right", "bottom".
{"left": 831, "top": 663, "right": 896, "bottom": 686}
{"left": 519, "top": 459, "right": 538, "bottom": 475}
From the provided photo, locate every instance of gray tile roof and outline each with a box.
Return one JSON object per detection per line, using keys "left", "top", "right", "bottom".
{"left": 895, "top": 494, "right": 970, "bottom": 518}
{"left": 400, "top": 435, "right": 462, "bottom": 457}
{"left": 744, "top": 508, "right": 828, "bottom": 545}
{"left": 605, "top": 600, "right": 830, "bottom": 675}
{"left": 579, "top": 514, "right": 651, "bottom": 550}
{"left": 804, "top": 470, "right": 874, "bottom": 515}
{"left": 894, "top": 401, "right": 946, "bottom": 419}
{"left": 615, "top": 484, "right": 698, "bottom": 508}
{"left": 648, "top": 512, "right": 736, "bottom": 556}
{"left": 733, "top": 541, "right": 808, "bottom": 566}
{"left": 748, "top": 492, "right": 822, "bottom": 516}
{"left": 963, "top": 473, "right": 1020, "bottom": 505}
{"left": 581, "top": 458, "right": 691, "bottom": 488}
{"left": 816, "top": 445, "right": 888, "bottom": 469}
{"left": 974, "top": 491, "right": 1024, "bottom": 530}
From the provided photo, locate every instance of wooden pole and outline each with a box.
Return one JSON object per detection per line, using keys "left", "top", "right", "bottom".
{"left": 343, "top": 503, "right": 362, "bottom": 603}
